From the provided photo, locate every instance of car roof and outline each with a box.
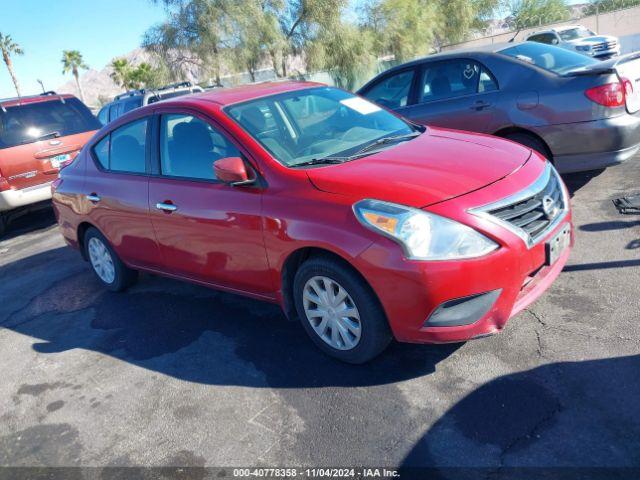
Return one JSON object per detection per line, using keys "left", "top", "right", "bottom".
{"left": 187, "top": 80, "right": 325, "bottom": 107}
{"left": 371, "top": 43, "right": 513, "bottom": 75}
{"left": 553, "top": 25, "right": 584, "bottom": 32}
{"left": 0, "top": 92, "right": 76, "bottom": 109}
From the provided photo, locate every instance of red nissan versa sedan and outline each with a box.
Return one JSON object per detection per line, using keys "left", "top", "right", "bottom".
{"left": 52, "top": 81, "right": 572, "bottom": 363}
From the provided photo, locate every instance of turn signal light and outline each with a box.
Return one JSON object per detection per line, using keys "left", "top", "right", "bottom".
{"left": 585, "top": 82, "right": 625, "bottom": 107}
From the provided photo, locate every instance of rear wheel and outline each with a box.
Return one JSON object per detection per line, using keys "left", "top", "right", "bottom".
{"left": 293, "top": 256, "right": 392, "bottom": 364}
{"left": 504, "top": 132, "right": 551, "bottom": 160}
{"left": 84, "top": 227, "right": 138, "bottom": 292}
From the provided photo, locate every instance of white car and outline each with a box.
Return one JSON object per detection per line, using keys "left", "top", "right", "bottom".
{"left": 526, "top": 25, "right": 620, "bottom": 60}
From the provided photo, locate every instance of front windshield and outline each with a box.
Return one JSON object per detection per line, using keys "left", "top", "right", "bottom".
{"left": 226, "top": 87, "right": 417, "bottom": 167}
{"left": 559, "top": 27, "right": 594, "bottom": 41}
{"left": 499, "top": 42, "right": 599, "bottom": 75}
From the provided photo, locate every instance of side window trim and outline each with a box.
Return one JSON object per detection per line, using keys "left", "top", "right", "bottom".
{"left": 89, "top": 116, "right": 151, "bottom": 176}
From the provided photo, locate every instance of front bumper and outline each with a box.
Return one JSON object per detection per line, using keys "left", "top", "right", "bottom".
{"left": 0, "top": 182, "right": 53, "bottom": 212}
{"left": 353, "top": 158, "right": 573, "bottom": 344}
{"left": 537, "top": 112, "right": 640, "bottom": 173}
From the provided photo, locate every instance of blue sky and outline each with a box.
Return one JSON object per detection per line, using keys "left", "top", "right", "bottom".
{"left": 1, "top": 0, "right": 167, "bottom": 98}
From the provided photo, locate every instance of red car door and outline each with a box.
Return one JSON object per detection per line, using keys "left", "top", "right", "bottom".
{"left": 147, "top": 109, "right": 273, "bottom": 297}
{"left": 85, "top": 115, "right": 162, "bottom": 269}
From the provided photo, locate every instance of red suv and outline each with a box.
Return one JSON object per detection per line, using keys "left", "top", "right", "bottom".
{"left": 0, "top": 92, "right": 100, "bottom": 235}
{"left": 52, "top": 82, "right": 572, "bottom": 363}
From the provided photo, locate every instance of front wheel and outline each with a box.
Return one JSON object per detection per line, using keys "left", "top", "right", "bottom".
{"left": 293, "top": 256, "right": 392, "bottom": 364}
{"left": 84, "top": 227, "right": 138, "bottom": 292}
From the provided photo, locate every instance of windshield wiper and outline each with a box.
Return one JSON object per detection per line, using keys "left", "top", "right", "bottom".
{"left": 21, "top": 131, "right": 61, "bottom": 144}
{"left": 353, "top": 131, "right": 421, "bottom": 156}
{"left": 292, "top": 131, "right": 422, "bottom": 168}
{"left": 291, "top": 157, "right": 348, "bottom": 168}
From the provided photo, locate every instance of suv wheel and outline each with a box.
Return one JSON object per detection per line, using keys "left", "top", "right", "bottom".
{"left": 84, "top": 227, "right": 138, "bottom": 291}
{"left": 293, "top": 256, "right": 392, "bottom": 363}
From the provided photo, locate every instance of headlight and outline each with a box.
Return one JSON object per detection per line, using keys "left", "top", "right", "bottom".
{"left": 576, "top": 45, "right": 592, "bottom": 51}
{"left": 353, "top": 199, "right": 499, "bottom": 260}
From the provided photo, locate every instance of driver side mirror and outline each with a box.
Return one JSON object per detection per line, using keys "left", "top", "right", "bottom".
{"left": 213, "top": 157, "right": 255, "bottom": 186}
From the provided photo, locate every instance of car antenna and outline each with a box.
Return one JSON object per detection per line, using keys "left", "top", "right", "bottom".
{"left": 508, "top": 29, "right": 521, "bottom": 43}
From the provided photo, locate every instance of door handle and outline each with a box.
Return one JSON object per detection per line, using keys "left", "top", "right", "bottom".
{"left": 470, "top": 101, "right": 491, "bottom": 111}
{"left": 156, "top": 202, "right": 177, "bottom": 212}
{"left": 86, "top": 193, "right": 101, "bottom": 202}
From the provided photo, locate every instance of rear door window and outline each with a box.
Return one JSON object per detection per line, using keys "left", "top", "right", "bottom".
{"left": 122, "top": 98, "right": 143, "bottom": 114}
{"left": 97, "top": 106, "right": 109, "bottom": 126}
{"left": 0, "top": 97, "right": 101, "bottom": 149}
{"left": 92, "top": 118, "right": 148, "bottom": 174}
{"left": 419, "top": 60, "right": 497, "bottom": 102}
{"left": 361, "top": 69, "right": 415, "bottom": 109}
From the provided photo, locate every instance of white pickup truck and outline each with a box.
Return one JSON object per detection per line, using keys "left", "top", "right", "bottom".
{"left": 526, "top": 25, "right": 620, "bottom": 60}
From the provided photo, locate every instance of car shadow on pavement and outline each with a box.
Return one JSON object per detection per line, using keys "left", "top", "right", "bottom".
{"left": 579, "top": 219, "right": 640, "bottom": 232}
{"left": 0, "top": 207, "right": 57, "bottom": 241}
{"left": 0, "top": 247, "right": 460, "bottom": 389}
{"left": 399, "top": 355, "right": 640, "bottom": 479}
{"left": 561, "top": 169, "right": 605, "bottom": 197}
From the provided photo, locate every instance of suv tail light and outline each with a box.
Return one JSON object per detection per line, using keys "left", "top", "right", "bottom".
{"left": 585, "top": 81, "right": 625, "bottom": 107}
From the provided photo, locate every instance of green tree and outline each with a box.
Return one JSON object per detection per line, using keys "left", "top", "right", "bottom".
{"left": 505, "top": 0, "right": 570, "bottom": 30}
{"left": 0, "top": 33, "right": 24, "bottom": 97}
{"left": 433, "top": 0, "right": 500, "bottom": 48}
{"left": 109, "top": 58, "right": 168, "bottom": 90}
{"left": 61, "top": 50, "right": 88, "bottom": 102}
{"left": 144, "top": 0, "right": 235, "bottom": 86}
{"left": 307, "top": 22, "right": 376, "bottom": 89}
{"left": 267, "top": 0, "right": 346, "bottom": 77}
{"left": 362, "top": 0, "right": 440, "bottom": 62}
{"left": 232, "top": 1, "right": 287, "bottom": 81}
{"left": 110, "top": 58, "right": 134, "bottom": 90}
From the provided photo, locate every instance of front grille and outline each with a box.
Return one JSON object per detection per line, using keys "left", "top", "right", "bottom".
{"left": 593, "top": 41, "right": 617, "bottom": 52}
{"left": 474, "top": 164, "right": 567, "bottom": 247}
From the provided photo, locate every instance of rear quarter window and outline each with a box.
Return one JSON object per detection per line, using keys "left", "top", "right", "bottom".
{"left": 92, "top": 118, "right": 147, "bottom": 174}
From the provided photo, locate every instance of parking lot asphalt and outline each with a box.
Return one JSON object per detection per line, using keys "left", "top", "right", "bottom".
{"left": 1, "top": 155, "right": 639, "bottom": 476}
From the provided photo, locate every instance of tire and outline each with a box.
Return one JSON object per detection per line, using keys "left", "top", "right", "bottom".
{"left": 503, "top": 132, "right": 551, "bottom": 161}
{"left": 84, "top": 227, "right": 138, "bottom": 292}
{"left": 293, "top": 256, "right": 392, "bottom": 364}
{"left": 0, "top": 213, "right": 6, "bottom": 238}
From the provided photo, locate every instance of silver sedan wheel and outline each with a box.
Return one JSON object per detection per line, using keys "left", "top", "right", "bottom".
{"left": 302, "top": 276, "right": 362, "bottom": 351}
{"left": 88, "top": 237, "right": 115, "bottom": 284}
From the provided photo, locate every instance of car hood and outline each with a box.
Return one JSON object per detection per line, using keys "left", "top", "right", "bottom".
{"left": 569, "top": 35, "right": 616, "bottom": 46}
{"left": 306, "top": 127, "right": 531, "bottom": 208}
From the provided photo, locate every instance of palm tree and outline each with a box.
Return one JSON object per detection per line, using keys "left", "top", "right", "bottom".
{"left": 0, "top": 33, "right": 24, "bottom": 97}
{"left": 61, "top": 50, "right": 88, "bottom": 102}
{"left": 110, "top": 58, "right": 132, "bottom": 91}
